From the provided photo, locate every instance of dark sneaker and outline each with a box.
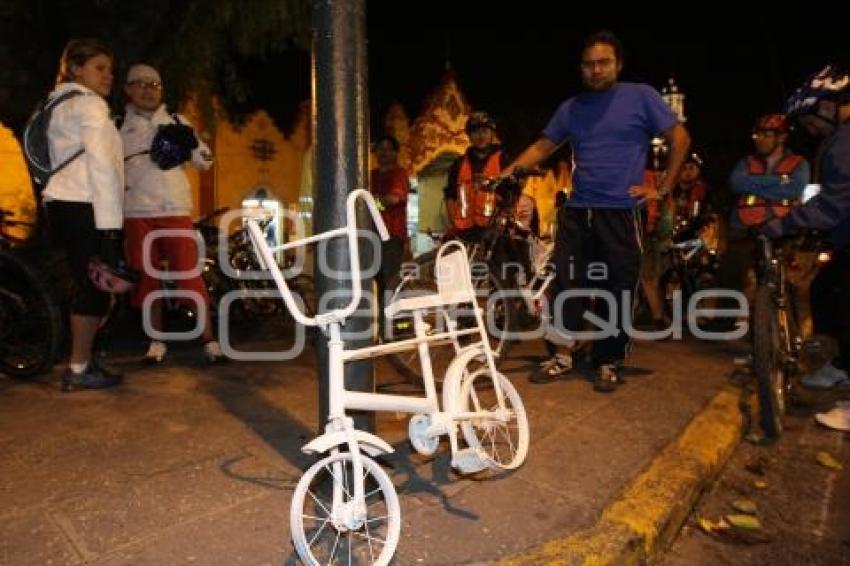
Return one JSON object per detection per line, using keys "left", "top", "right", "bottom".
{"left": 61, "top": 365, "right": 123, "bottom": 392}
{"left": 91, "top": 359, "right": 124, "bottom": 380}
{"left": 530, "top": 354, "right": 573, "bottom": 384}
{"left": 593, "top": 364, "right": 619, "bottom": 393}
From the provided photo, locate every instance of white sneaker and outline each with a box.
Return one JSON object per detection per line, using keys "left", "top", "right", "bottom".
{"left": 204, "top": 340, "right": 226, "bottom": 363}
{"left": 145, "top": 341, "right": 167, "bottom": 363}
{"left": 815, "top": 401, "right": 850, "bottom": 432}
{"left": 801, "top": 362, "right": 850, "bottom": 389}
{"left": 539, "top": 353, "right": 572, "bottom": 369}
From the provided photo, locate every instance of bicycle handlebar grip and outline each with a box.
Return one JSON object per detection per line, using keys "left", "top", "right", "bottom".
{"left": 347, "top": 189, "right": 390, "bottom": 242}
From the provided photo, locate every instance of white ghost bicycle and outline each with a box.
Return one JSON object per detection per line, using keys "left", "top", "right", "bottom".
{"left": 246, "top": 189, "right": 529, "bottom": 565}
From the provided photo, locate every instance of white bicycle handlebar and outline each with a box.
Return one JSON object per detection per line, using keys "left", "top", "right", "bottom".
{"left": 246, "top": 189, "right": 390, "bottom": 327}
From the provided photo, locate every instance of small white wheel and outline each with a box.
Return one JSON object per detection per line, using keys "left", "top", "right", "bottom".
{"left": 408, "top": 414, "right": 439, "bottom": 456}
{"left": 290, "top": 452, "right": 401, "bottom": 565}
{"left": 459, "top": 368, "right": 530, "bottom": 471}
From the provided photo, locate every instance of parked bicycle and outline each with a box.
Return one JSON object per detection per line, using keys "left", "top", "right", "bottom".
{"left": 0, "top": 209, "right": 64, "bottom": 377}
{"left": 247, "top": 190, "right": 529, "bottom": 565}
{"left": 659, "top": 216, "right": 720, "bottom": 319}
{"left": 160, "top": 207, "right": 316, "bottom": 325}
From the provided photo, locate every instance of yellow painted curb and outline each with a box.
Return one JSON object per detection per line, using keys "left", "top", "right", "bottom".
{"left": 501, "top": 386, "right": 745, "bottom": 566}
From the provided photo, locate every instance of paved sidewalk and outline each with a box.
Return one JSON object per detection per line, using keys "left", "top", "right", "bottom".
{"left": 0, "top": 333, "right": 742, "bottom": 565}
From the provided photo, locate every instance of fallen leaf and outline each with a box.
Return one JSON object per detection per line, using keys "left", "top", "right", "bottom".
{"left": 726, "top": 514, "right": 762, "bottom": 531}
{"left": 754, "top": 480, "right": 768, "bottom": 490}
{"left": 731, "top": 499, "right": 758, "bottom": 515}
{"left": 700, "top": 516, "right": 771, "bottom": 545}
{"left": 816, "top": 451, "right": 844, "bottom": 471}
{"left": 698, "top": 517, "right": 720, "bottom": 534}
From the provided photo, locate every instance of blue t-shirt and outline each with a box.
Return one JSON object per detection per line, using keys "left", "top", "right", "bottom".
{"left": 542, "top": 82, "right": 678, "bottom": 208}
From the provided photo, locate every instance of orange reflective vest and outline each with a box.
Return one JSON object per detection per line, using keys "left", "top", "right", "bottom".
{"left": 448, "top": 151, "right": 502, "bottom": 230}
{"left": 736, "top": 153, "right": 803, "bottom": 226}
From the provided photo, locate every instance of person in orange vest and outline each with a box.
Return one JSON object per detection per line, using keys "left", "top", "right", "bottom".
{"left": 443, "top": 112, "right": 510, "bottom": 242}
{"left": 711, "top": 113, "right": 810, "bottom": 330}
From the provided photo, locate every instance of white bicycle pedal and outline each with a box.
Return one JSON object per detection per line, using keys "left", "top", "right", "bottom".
{"left": 451, "top": 447, "right": 489, "bottom": 474}
{"left": 408, "top": 414, "right": 439, "bottom": 456}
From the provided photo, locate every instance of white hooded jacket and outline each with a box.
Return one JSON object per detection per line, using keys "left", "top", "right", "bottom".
{"left": 120, "top": 104, "right": 211, "bottom": 218}
{"left": 41, "top": 82, "right": 124, "bottom": 229}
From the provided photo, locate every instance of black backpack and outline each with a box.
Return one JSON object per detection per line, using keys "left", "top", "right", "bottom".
{"left": 22, "top": 90, "right": 87, "bottom": 196}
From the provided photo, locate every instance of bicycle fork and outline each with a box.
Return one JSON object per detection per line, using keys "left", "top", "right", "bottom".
{"left": 326, "top": 325, "right": 368, "bottom": 530}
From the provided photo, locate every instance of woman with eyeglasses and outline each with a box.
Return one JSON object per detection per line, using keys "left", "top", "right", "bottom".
{"left": 40, "top": 38, "right": 126, "bottom": 391}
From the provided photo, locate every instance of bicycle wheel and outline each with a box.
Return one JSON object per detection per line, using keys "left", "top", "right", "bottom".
{"left": 0, "top": 248, "right": 64, "bottom": 377}
{"left": 459, "top": 367, "right": 529, "bottom": 471}
{"left": 290, "top": 452, "right": 400, "bottom": 566}
{"left": 752, "top": 284, "right": 788, "bottom": 438}
{"left": 384, "top": 256, "right": 512, "bottom": 384}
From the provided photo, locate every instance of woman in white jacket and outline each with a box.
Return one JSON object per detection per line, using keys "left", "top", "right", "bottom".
{"left": 42, "top": 38, "right": 124, "bottom": 391}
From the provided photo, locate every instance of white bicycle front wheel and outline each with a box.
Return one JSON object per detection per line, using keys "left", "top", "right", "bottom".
{"left": 290, "top": 452, "right": 401, "bottom": 565}
{"left": 459, "top": 368, "right": 530, "bottom": 471}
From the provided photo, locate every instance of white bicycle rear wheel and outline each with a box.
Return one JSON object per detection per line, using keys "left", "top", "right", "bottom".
{"left": 459, "top": 368, "right": 529, "bottom": 471}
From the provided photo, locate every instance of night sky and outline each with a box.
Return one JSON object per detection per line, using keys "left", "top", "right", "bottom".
{"left": 2, "top": 3, "right": 847, "bottom": 195}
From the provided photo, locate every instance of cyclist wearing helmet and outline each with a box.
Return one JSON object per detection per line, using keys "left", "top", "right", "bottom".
{"left": 761, "top": 64, "right": 850, "bottom": 394}
{"left": 711, "top": 112, "right": 811, "bottom": 331}
{"left": 119, "top": 64, "right": 223, "bottom": 364}
{"left": 667, "top": 152, "right": 710, "bottom": 227}
{"left": 443, "top": 111, "right": 509, "bottom": 242}
{"left": 731, "top": 113, "right": 810, "bottom": 231}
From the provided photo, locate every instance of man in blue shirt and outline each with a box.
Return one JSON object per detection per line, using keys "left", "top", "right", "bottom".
{"left": 504, "top": 30, "right": 690, "bottom": 391}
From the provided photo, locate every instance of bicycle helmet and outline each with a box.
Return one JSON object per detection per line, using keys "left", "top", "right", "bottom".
{"left": 753, "top": 113, "right": 789, "bottom": 133}
{"left": 149, "top": 121, "right": 198, "bottom": 170}
{"left": 88, "top": 260, "right": 137, "bottom": 294}
{"left": 785, "top": 64, "right": 850, "bottom": 118}
{"left": 465, "top": 112, "right": 497, "bottom": 134}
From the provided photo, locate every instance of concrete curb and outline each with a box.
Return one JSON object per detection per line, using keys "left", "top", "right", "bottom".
{"left": 501, "top": 385, "right": 746, "bottom": 565}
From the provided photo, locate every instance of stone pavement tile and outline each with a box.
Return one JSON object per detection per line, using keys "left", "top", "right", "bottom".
{"left": 47, "top": 451, "right": 294, "bottom": 559}
{"left": 513, "top": 417, "right": 655, "bottom": 515}
{"left": 1, "top": 406, "right": 263, "bottom": 513}
{"left": 92, "top": 490, "right": 292, "bottom": 566}
{"left": 0, "top": 507, "right": 81, "bottom": 566}
{"left": 395, "top": 471, "right": 590, "bottom": 565}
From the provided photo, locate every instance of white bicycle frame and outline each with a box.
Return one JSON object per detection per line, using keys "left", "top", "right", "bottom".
{"left": 246, "top": 188, "right": 511, "bottom": 493}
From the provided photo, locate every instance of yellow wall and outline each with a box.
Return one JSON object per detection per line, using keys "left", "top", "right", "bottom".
{"left": 213, "top": 110, "right": 310, "bottom": 215}
{"left": 0, "top": 123, "right": 36, "bottom": 241}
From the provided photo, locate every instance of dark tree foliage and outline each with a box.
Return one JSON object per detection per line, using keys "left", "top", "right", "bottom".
{"left": 0, "top": 0, "right": 311, "bottom": 135}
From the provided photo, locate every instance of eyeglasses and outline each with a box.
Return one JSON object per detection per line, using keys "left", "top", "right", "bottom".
{"left": 127, "top": 80, "right": 162, "bottom": 90}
